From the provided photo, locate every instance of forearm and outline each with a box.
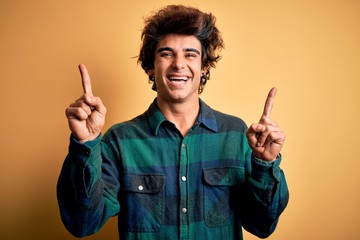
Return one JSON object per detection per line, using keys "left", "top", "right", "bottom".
{"left": 241, "top": 154, "right": 289, "bottom": 238}
{"left": 57, "top": 135, "right": 119, "bottom": 237}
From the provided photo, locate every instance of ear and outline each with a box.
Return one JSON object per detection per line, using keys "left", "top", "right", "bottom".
{"left": 201, "top": 67, "right": 209, "bottom": 76}
{"left": 147, "top": 69, "right": 155, "bottom": 78}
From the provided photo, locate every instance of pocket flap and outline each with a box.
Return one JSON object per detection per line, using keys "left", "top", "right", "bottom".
{"left": 203, "top": 167, "right": 245, "bottom": 186}
{"left": 123, "top": 173, "right": 165, "bottom": 193}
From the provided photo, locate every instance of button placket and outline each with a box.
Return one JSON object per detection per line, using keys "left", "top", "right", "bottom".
{"left": 179, "top": 137, "right": 189, "bottom": 228}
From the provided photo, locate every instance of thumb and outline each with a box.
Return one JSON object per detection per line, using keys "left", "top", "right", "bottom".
{"left": 84, "top": 95, "right": 107, "bottom": 115}
{"left": 247, "top": 123, "right": 265, "bottom": 137}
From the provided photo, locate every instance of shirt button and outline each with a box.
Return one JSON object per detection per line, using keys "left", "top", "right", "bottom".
{"left": 181, "top": 176, "right": 187, "bottom": 182}
{"left": 182, "top": 208, "right": 187, "bottom": 213}
{"left": 182, "top": 143, "right": 186, "bottom": 148}
{"left": 138, "top": 185, "right": 144, "bottom": 191}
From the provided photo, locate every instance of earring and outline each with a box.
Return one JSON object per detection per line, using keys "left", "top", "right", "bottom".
{"left": 200, "top": 73, "right": 206, "bottom": 84}
{"left": 148, "top": 75, "right": 155, "bottom": 84}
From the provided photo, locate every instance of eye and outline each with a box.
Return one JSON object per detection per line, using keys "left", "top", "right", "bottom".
{"left": 185, "top": 50, "right": 200, "bottom": 59}
{"left": 160, "top": 52, "right": 173, "bottom": 58}
{"left": 186, "top": 53, "right": 197, "bottom": 58}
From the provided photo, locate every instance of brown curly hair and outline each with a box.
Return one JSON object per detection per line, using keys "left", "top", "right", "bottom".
{"left": 137, "top": 5, "right": 224, "bottom": 93}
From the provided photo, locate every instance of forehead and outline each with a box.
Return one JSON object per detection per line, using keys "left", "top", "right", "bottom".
{"left": 156, "top": 34, "right": 202, "bottom": 51}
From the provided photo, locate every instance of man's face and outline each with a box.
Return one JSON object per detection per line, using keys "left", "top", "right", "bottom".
{"left": 149, "top": 34, "right": 205, "bottom": 104}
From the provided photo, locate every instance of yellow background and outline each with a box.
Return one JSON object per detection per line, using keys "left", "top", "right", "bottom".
{"left": 1, "top": 0, "right": 359, "bottom": 239}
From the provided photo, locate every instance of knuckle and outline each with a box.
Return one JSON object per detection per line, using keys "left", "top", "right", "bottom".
{"left": 65, "top": 108, "right": 71, "bottom": 117}
{"left": 74, "top": 108, "right": 86, "bottom": 119}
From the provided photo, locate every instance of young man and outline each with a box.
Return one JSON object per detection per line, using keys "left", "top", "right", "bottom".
{"left": 58, "top": 5, "right": 289, "bottom": 240}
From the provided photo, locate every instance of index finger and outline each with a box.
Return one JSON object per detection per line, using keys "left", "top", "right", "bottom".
{"left": 78, "top": 64, "right": 92, "bottom": 94}
{"left": 262, "top": 87, "right": 277, "bottom": 117}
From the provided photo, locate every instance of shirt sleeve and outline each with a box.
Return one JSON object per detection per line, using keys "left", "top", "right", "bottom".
{"left": 239, "top": 153, "right": 289, "bottom": 238}
{"left": 57, "top": 135, "right": 120, "bottom": 238}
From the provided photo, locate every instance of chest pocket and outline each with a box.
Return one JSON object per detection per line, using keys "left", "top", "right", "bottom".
{"left": 203, "top": 167, "right": 245, "bottom": 227}
{"left": 121, "top": 172, "right": 165, "bottom": 232}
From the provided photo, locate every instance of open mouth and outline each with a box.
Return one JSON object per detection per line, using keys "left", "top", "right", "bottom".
{"left": 167, "top": 75, "right": 190, "bottom": 88}
{"left": 168, "top": 76, "right": 189, "bottom": 82}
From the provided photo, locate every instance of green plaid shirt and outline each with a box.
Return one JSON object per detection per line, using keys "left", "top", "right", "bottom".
{"left": 57, "top": 98, "right": 289, "bottom": 240}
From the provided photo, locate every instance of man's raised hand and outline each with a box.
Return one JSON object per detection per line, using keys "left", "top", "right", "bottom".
{"left": 246, "top": 87, "right": 285, "bottom": 161}
{"left": 65, "top": 64, "right": 107, "bottom": 142}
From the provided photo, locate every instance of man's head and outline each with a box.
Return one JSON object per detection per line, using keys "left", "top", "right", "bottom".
{"left": 138, "top": 5, "right": 224, "bottom": 93}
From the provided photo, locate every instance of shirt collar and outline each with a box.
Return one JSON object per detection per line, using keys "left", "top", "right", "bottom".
{"left": 147, "top": 98, "right": 218, "bottom": 136}
{"left": 146, "top": 99, "right": 167, "bottom": 136}
{"left": 197, "top": 99, "right": 218, "bottom": 133}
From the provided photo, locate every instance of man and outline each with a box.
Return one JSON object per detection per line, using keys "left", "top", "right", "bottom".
{"left": 57, "top": 5, "right": 289, "bottom": 240}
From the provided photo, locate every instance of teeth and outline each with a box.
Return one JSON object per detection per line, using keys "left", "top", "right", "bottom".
{"left": 169, "top": 76, "right": 188, "bottom": 81}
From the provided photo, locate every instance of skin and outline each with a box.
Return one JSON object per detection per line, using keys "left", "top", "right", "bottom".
{"left": 246, "top": 87, "right": 286, "bottom": 161}
{"left": 147, "top": 34, "right": 206, "bottom": 136}
{"left": 65, "top": 34, "right": 285, "bottom": 161}
{"left": 65, "top": 64, "right": 106, "bottom": 142}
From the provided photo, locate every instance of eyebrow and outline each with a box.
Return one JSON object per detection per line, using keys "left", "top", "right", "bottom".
{"left": 157, "top": 47, "right": 201, "bottom": 55}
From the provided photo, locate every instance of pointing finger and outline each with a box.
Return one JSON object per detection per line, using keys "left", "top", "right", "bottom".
{"left": 79, "top": 64, "right": 93, "bottom": 94}
{"left": 262, "top": 87, "right": 277, "bottom": 118}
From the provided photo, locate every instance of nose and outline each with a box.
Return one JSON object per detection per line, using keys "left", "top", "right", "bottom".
{"left": 171, "top": 55, "right": 185, "bottom": 70}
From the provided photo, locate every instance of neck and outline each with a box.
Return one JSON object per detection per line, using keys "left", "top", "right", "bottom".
{"left": 157, "top": 97, "right": 200, "bottom": 136}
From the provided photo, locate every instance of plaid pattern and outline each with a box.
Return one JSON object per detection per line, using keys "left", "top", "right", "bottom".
{"left": 57, "top": 98, "right": 289, "bottom": 239}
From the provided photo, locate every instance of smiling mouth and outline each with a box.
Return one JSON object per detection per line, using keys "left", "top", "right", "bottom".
{"left": 168, "top": 76, "right": 189, "bottom": 82}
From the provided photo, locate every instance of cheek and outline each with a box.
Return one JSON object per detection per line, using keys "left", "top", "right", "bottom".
{"left": 154, "top": 61, "right": 169, "bottom": 75}
{"left": 190, "top": 62, "right": 203, "bottom": 74}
